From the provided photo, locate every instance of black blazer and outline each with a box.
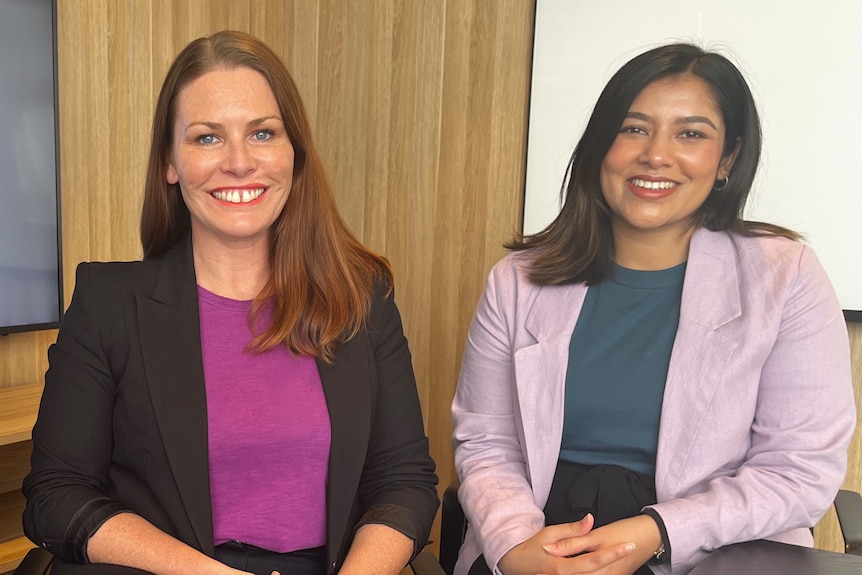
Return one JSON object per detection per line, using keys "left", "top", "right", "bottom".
{"left": 23, "top": 237, "right": 439, "bottom": 574}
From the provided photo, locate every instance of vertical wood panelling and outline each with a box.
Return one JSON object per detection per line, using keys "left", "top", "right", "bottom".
{"left": 107, "top": 1, "right": 152, "bottom": 262}
{"left": 815, "top": 320, "right": 862, "bottom": 552}
{"left": 1, "top": 0, "right": 859, "bottom": 557}
{"left": 428, "top": 0, "right": 478, "bottom": 487}
{"left": 387, "top": 0, "right": 447, "bottom": 454}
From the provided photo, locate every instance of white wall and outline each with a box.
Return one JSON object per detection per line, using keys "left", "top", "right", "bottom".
{"left": 526, "top": 0, "right": 862, "bottom": 313}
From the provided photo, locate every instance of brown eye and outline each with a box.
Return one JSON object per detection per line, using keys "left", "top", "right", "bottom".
{"left": 620, "top": 125, "right": 647, "bottom": 135}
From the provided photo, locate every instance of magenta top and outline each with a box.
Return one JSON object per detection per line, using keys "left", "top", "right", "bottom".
{"left": 197, "top": 286, "right": 331, "bottom": 552}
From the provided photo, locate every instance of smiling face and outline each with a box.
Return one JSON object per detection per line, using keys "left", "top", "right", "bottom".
{"left": 166, "top": 66, "right": 294, "bottom": 251}
{"left": 599, "top": 74, "right": 738, "bottom": 247}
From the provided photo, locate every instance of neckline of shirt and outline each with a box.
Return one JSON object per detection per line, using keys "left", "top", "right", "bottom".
{"left": 197, "top": 284, "right": 254, "bottom": 312}
{"left": 609, "top": 261, "right": 687, "bottom": 289}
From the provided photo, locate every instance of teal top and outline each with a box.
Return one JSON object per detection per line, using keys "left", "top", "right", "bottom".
{"left": 559, "top": 262, "right": 685, "bottom": 476}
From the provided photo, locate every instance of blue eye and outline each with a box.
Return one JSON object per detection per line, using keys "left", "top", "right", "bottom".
{"left": 252, "top": 130, "right": 274, "bottom": 141}
{"left": 196, "top": 134, "right": 217, "bottom": 145}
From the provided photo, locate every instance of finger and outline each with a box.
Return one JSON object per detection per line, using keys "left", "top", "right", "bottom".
{"left": 541, "top": 515, "right": 595, "bottom": 555}
{"left": 573, "top": 513, "right": 595, "bottom": 535}
{"left": 565, "top": 542, "right": 637, "bottom": 572}
{"left": 543, "top": 513, "right": 595, "bottom": 546}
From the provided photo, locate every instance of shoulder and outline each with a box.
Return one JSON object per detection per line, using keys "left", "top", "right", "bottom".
{"left": 72, "top": 259, "right": 147, "bottom": 292}
{"left": 73, "top": 237, "right": 192, "bottom": 299}
{"left": 488, "top": 251, "right": 531, "bottom": 282}
{"left": 76, "top": 258, "right": 156, "bottom": 281}
{"left": 484, "top": 252, "right": 541, "bottom": 301}
{"left": 72, "top": 258, "right": 160, "bottom": 300}
{"left": 693, "top": 229, "right": 841, "bottom": 326}
{"left": 694, "top": 228, "right": 825, "bottom": 284}
{"left": 726, "top": 230, "right": 807, "bottom": 263}
{"left": 722, "top": 231, "right": 829, "bottom": 292}
{"left": 483, "top": 251, "right": 582, "bottom": 314}
{"left": 363, "top": 276, "right": 403, "bottom": 344}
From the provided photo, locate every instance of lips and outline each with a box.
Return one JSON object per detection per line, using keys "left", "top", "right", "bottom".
{"left": 630, "top": 178, "right": 677, "bottom": 190}
{"left": 627, "top": 177, "right": 679, "bottom": 199}
{"left": 210, "top": 187, "right": 266, "bottom": 204}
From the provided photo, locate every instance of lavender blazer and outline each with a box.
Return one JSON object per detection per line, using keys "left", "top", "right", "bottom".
{"left": 451, "top": 228, "right": 855, "bottom": 575}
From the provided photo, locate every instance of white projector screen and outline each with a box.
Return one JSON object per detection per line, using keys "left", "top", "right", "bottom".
{"left": 525, "top": 0, "right": 862, "bottom": 319}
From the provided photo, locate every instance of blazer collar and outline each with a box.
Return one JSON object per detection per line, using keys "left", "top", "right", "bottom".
{"left": 679, "top": 228, "right": 742, "bottom": 330}
{"left": 136, "top": 236, "right": 214, "bottom": 552}
{"left": 523, "top": 282, "right": 588, "bottom": 343}
{"left": 150, "top": 234, "right": 198, "bottom": 307}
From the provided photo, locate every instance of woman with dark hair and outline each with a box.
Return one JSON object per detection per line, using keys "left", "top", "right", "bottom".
{"left": 451, "top": 43, "right": 853, "bottom": 575}
{"left": 23, "top": 31, "right": 438, "bottom": 575}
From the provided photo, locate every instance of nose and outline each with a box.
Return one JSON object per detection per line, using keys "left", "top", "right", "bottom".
{"left": 638, "top": 133, "right": 672, "bottom": 169}
{"left": 222, "top": 140, "right": 256, "bottom": 177}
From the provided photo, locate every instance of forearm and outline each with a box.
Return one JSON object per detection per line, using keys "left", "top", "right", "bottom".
{"left": 87, "top": 512, "right": 242, "bottom": 575}
{"left": 338, "top": 524, "right": 413, "bottom": 575}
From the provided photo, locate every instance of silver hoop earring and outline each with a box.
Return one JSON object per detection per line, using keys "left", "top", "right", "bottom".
{"left": 713, "top": 176, "right": 729, "bottom": 192}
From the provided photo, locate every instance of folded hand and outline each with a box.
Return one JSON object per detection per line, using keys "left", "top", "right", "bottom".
{"left": 539, "top": 515, "right": 662, "bottom": 575}
{"left": 497, "top": 514, "right": 638, "bottom": 575}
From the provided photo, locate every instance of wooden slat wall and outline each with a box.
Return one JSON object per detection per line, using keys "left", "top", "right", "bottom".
{"left": 0, "top": 0, "right": 859, "bottom": 554}
{"left": 815, "top": 321, "right": 862, "bottom": 552}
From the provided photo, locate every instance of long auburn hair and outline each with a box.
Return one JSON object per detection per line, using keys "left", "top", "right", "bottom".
{"left": 141, "top": 31, "right": 392, "bottom": 361}
{"left": 510, "top": 43, "right": 799, "bottom": 286}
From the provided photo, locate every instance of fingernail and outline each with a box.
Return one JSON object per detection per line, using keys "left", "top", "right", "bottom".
{"left": 543, "top": 543, "right": 557, "bottom": 551}
{"left": 624, "top": 543, "right": 636, "bottom": 552}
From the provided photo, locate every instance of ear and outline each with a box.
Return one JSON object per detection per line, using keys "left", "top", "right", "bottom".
{"left": 718, "top": 137, "right": 742, "bottom": 179}
{"left": 166, "top": 154, "right": 179, "bottom": 185}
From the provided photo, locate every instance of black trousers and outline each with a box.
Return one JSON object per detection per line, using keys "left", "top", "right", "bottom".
{"left": 214, "top": 541, "right": 326, "bottom": 575}
{"left": 469, "top": 460, "right": 656, "bottom": 575}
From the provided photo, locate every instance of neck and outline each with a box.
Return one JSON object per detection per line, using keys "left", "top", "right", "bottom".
{"left": 612, "top": 224, "right": 695, "bottom": 271}
{"left": 191, "top": 233, "right": 271, "bottom": 300}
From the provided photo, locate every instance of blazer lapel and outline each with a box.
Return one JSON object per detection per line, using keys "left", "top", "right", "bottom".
{"left": 515, "top": 282, "right": 587, "bottom": 503}
{"left": 655, "top": 229, "right": 742, "bottom": 496}
{"left": 136, "top": 237, "right": 214, "bottom": 552}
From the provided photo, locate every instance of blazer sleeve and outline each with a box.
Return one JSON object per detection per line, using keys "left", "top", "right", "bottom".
{"left": 22, "top": 263, "right": 130, "bottom": 563}
{"left": 353, "top": 285, "right": 440, "bottom": 558}
{"left": 451, "top": 258, "right": 546, "bottom": 572}
{"left": 647, "top": 244, "right": 856, "bottom": 574}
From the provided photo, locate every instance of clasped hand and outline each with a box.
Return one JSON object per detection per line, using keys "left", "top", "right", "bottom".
{"left": 497, "top": 514, "right": 660, "bottom": 575}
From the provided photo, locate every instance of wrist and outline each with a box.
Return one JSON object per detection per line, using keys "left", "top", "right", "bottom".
{"left": 641, "top": 509, "right": 670, "bottom": 565}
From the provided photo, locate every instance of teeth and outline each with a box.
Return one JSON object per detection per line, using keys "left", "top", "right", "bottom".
{"left": 631, "top": 178, "right": 676, "bottom": 190}
{"left": 212, "top": 188, "right": 265, "bottom": 203}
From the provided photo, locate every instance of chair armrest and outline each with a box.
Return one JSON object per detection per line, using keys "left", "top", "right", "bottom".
{"left": 439, "top": 479, "right": 466, "bottom": 575}
{"left": 835, "top": 489, "right": 862, "bottom": 556}
{"left": 13, "top": 548, "right": 53, "bottom": 575}
{"left": 409, "top": 551, "right": 446, "bottom": 575}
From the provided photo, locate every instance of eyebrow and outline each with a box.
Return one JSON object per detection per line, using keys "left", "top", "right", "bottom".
{"left": 625, "top": 111, "right": 718, "bottom": 131}
{"left": 185, "top": 115, "right": 283, "bottom": 131}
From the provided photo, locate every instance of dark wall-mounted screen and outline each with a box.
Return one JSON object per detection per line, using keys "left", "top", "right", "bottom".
{"left": 0, "top": 0, "right": 62, "bottom": 334}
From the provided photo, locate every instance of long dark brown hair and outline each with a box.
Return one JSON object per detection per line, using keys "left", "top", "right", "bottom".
{"left": 510, "top": 43, "right": 799, "bottom": 286}
{"left": 141, "top": 31, "right": 392, "bottom": 361}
